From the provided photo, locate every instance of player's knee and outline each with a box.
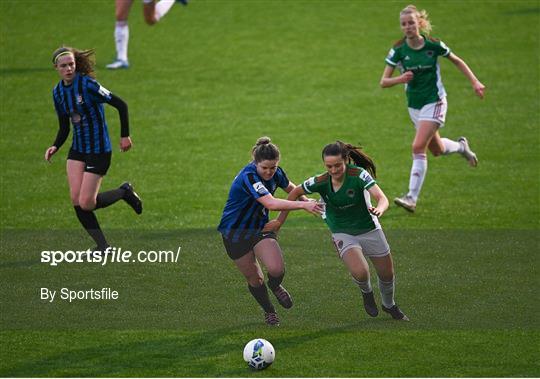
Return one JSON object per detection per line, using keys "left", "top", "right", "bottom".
{"left": 79, "top": 197, "right": 96, "bottom": 211}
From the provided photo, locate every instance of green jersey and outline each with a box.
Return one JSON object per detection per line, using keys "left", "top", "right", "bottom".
{"left": 385, "top": 35, "right": 451, "bottom": 109}
{"left": 301, "top": 164, "right": 380, "bottom": 235}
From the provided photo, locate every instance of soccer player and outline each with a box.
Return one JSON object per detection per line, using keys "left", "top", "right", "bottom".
{"left": 45, "top": 46, "right": 142, "bottom": 252}
{"left": 107, "top": 0, "right": 188, "bottom": 69}
{"left": 218, "top": 137, "right": 323, "bottom": 326}
{"left": 380, "top": 5, "right": 486, "bottom": 212}
{"left": 271, "top": 141, "right": 409, "bottom": 321}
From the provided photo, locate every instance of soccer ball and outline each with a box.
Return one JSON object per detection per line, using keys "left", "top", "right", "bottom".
{"left": 243, "top": 338, "right": 275, "bottom": 370}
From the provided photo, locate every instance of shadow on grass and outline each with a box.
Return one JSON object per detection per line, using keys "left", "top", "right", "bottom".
{"left": 0, "top": 324, "right": 358, "bottom": 377}
{"left": 0, "top": 67, "right": 51, "bottom": 75}
{"left": 503, "top": 7, "right": 540, "bottom": 15}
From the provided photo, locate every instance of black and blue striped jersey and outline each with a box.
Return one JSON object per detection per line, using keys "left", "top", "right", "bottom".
{"left": 52, "top": 72, "right": 113, "bottom": 154}
{"left": 218, "top": 162, "right": 290, "bottom": 242}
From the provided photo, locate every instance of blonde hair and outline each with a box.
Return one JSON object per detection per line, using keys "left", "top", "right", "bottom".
{"left": 400, "top": 5, "right": 432, "bottom": 35}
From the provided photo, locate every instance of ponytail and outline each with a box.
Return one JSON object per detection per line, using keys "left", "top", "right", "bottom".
{"left": 322, "top": 141, "right": 376, "bottom": 178}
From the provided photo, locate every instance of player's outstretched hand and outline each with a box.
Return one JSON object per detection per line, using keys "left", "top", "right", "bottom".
{"left": 262, "top": 219, "right": 282, "bottom": 233}
{"left": 473, "top": 80, "right": 485, "bottom": 99}
{"left": 120, "top": 136, "right": 132, "bottom": 152}
{"left": 303, "top": 201, "right": 324, "bottom": 216}
{"left": 44, "top": 146, "right": 57, "bottom": 162}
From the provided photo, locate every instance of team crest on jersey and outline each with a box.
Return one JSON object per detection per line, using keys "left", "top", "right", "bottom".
{"left": 426, "top": 50, "right": 434, "bottom": 57}
{"left": 404, "top": 55, "right": 410, "bottom": 60}
{"left": 76, "top": 95, "right": 84, "bottom": 104}
{"left": 346, "top": 189, "right": 355, "bottom": 198}
{"left": 70, "top": 112, "right": 81, "bottom": 124}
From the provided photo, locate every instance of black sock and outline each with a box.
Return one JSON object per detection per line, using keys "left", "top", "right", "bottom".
{"left": 95, "top": 188, "right": 126, "bottom": 209}
{"left": 74, "top": 206, "right": 109, "bottom": 249}
{"left": 267, "top": 272, "right": 285, "bottom": 291}
{"left": 248, "top": 284, "right": 275, "bottom": 313}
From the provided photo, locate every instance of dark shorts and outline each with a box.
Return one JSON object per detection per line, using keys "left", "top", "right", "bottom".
{"left": 222, "top": 231, "right": 277, "bottom": 260}
{"left": 67, "top": 149, "right": 112, "bottom": 176}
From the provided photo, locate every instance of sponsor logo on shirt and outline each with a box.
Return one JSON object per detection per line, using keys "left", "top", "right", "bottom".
{"left": 405, "top": 55, "right": 410, "bottom": 60}
{"left": 304, "top": 177, "right": 315, "bottom": 188}
{"left": 98, "top": 85, "right": 111, "bottom": 98}
{"left": 359, "top": 171, "right": 373, "bottom": 184}
{"left": 407, "top": 64, "right": 433, "bottom": 71}
{"left": 253, "top": 182, "right": 267, "bottom": 195}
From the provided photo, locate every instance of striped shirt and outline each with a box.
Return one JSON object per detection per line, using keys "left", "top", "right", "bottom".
{"left": 218, "top": 162, "right": 290, "bottom": 242}
{"left": 52, "top": 72, "right": 113, "bottom": 153}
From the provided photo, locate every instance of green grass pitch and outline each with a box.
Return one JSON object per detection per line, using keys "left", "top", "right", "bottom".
{"left": 1, "top": 0, "right": 539, "bottom": 377}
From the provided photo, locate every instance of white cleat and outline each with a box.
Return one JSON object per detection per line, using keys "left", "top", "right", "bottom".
{"left": 106, "top": 59, "right": 129, "bottom": 70}
{"left": 394, "top": 195, "right": 416, "bottom": 213}
{"left": 458, "top": 137, "right": 478, "bottom": 167}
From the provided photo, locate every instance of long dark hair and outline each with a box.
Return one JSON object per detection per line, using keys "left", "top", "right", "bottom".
{"left": 52, "top": 46, "right": 96, "bottom": 78}
{"left": 322, "top": 141, "right": 376, "bottom": 178}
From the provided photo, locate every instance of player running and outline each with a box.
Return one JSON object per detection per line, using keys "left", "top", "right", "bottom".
{"left": 380, "top": 5, "right": 486, "bottom": 212}
{"left": 271, "top": 141, "right": 409, "bottom": 321}
{"left": 218, "top": 137, "right": 323, "bottom": 326}
{"left": 45, "top": 46, "right": 142, "bottom": 252}
{"left": 107, "top": 0, "right": 188, "bottom": 69}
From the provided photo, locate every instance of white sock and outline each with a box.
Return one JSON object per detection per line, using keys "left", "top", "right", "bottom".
{"left": 406, "top": 153, "right": 427, "bottom": 202}
{"left": 114, "top": 21, "right": 129, "bottom": 62}
{"left": 441, "top": 138, "right": 463, "bottom": 155}
{"left": 352, "top": 277, "right": 372, "bottom": 294}
{"left": 154, "top": 0, "right": 176, "bottom": 21}
{"left": 378, "top": 277, "right": 395, "bottom": 308}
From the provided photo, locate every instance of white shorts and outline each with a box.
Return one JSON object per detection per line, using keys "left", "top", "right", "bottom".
{"left": 408, "top": 97, "right": 447, "bottom": 129}
{"left": 331, "top": 229, "right": 390, "bottom": 259}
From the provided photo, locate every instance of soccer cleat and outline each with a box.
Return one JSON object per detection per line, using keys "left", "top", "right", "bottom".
{"left": 382, "top": 304, "right": 410, "bottom": 321}
{"left": 458, "top": 137, "right": 478, "bottom": 167}
{"left": 176, "top": 0, "right": 188, "bottom": 4}
{"left": 106, "top": 59, "right": 129, "bottom": 70}
{"left": 120, "top": 182, "right": 143, "bottom": 214}
{"left": 361, "top": 291, "right": 379, "bottom": 317}
{"left": 264, "top": 312, "right": 280, "bottom": 326}
{"left": 394, "top": 195, "right": 416, "bottom": 213}
{"left": 271, "top": 285, "right": 293, "bottom": 309}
